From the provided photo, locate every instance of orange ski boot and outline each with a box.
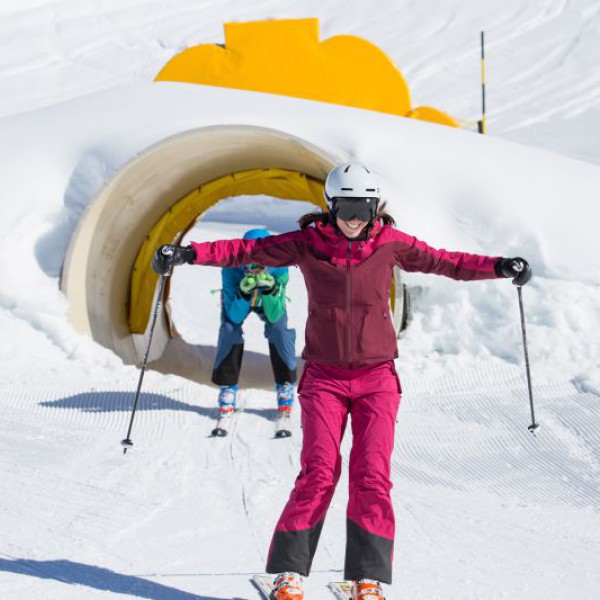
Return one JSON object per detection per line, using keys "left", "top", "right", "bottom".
{"left": 352, "top": 578, "right": 386, "bottom": 600}
{"left": 271, "top": 572, "right": 304, "bottom": 599}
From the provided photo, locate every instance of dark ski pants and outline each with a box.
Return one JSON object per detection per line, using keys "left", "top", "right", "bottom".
{"left": 266, "top": 360, "right": 401, "bottom": 583}
{"left": 211, "top": 309, "right": 297, "bottom": 386}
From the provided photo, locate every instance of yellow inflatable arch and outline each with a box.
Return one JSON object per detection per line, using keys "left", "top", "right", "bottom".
{"left": 156, "top": 18, "right": 459, "bottom": 127}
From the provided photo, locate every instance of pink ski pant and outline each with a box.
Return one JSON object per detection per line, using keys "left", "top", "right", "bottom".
{"left": 266, "top": 360, "right": 401, "bottom": 583}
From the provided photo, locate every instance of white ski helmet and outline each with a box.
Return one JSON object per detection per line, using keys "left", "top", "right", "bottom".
{"left": 324, "top": 162, "right": 381, "bottom": 218}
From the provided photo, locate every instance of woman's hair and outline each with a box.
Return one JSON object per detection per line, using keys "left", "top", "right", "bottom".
{"left": 298, "top": 201, "right": 396, "bottom": 229}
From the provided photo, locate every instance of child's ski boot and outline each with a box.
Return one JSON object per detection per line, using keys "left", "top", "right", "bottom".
{"left": 211, "top": 384, "right": 238, "bottom": 437}
{"left": 275, "top": 382, "right": 294, "bottom": 438}
{"left": 351, "top": 579, "right": 386, "bottom": 599}
{"left": 218, "top": 384, "right": 237, "bottom": 414}
{"left": 271, "top": 572, "right": 303, "bottom": 599}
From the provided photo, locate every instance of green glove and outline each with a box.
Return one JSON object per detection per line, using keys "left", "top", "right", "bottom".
{"left": 240, "top": 274, "right": 259, "bottom": 295}
{"left": 256, "top": 271, "right": 276, "bottom": 293}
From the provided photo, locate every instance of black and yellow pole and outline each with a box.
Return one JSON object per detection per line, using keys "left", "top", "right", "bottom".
{"left": 479, "top": 30, "right": 487, "bottom": 134}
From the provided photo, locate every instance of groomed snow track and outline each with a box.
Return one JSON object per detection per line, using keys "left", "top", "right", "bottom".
{"left": 1, "top": 363, "right": 599, "bottom": 598}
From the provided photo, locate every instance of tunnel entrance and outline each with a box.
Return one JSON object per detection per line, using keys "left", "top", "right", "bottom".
{"left": 61, "top": 125, "right": 332, "bottom": 383}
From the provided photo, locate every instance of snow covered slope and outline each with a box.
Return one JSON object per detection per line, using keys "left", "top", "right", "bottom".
{"left": 1, "top": 1, "right": 600, "bottom": 599}
{"left": 2, "top": 0, "right": 600, "bottom": 164}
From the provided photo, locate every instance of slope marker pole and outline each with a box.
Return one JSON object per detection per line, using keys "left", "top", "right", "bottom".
{"left": 479, "top": 30, "right": 487, "bottom": 134}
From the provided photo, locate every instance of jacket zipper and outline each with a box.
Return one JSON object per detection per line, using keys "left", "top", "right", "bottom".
{"left": 346, "top": 240, "right": 352, "bottom": 366}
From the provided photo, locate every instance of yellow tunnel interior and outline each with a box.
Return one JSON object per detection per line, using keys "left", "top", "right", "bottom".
{"left": 130, "top": 168, "right": 327, "bottom": 334}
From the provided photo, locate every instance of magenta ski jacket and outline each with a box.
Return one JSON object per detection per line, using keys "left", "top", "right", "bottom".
{"left": 190, "top": 220, "right": 501, "bottom": 369}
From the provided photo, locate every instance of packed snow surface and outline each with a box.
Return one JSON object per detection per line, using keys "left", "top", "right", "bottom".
{"left": 1, "top": 1, "right": 600, "bottom": 599}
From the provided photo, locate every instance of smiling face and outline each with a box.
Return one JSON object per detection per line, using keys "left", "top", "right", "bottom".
{"left": 330, "top": 196, "right": 377, "bottom": 239}
{"left": 336, "top": 216, "right": 369, "bottom": 239}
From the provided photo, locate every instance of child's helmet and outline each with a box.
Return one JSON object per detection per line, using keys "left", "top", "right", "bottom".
{"left": 242, "top": 228, "right": 270, "bottom": 272}
{"left": 243, "top": 228, "right": 270, "bottom": 240}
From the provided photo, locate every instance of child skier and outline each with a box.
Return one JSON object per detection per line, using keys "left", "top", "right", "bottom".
{"left": 152, "top": 162, "right": 532, "bottom": 600}
{"left": 210, "top": 228, "right": 297, "bottom": 431}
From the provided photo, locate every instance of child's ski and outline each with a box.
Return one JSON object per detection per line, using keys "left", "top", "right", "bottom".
{"left": 275, "top": 411, "right": 292, "bottom": 438}
{"left": 328, "top": 581, "right": 353, "bottom": 599}
{"left": 211, "top": 396, "right": 245, "bottom": 437}
{"left": 211, "top": 411, "right": 235, "bottom": 437}
{"left": 251, "top": 574, "right": 274, "bottom": 598}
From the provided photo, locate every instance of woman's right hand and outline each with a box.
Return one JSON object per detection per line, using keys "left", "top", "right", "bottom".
{"left": 151, "top": 244, "right": 196, "bottom": 275}
{"left": 495, "top": 257, "right": 532, "bottom": 286}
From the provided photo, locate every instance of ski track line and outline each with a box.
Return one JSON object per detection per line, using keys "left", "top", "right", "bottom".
{"left": 497, "top": 0, "right": 572, "bottom": 42}
{"left": 0, "top": 423, "right": 152, "bottom": 563}
{"left": 394, "top": 386, "right": 600, "bottom": 511}
{"left": 4, "top": 377, "right": 599, "bottom": 540}
{"left": 3, "top": 380, "right": 599, "bottom": 598}
{"left": 231, "top": 412, "right": 270, "bottom": 566}
{"left": 227, "top": 393, "right": 267, "bottom": 562}
{"left": 406, "top": 0, "right": 574, "bottom": 88}
{"left": 401, "top": 359, "right": 527, "bottom": 397}
{"left": 229, "top": 401, "right": 304, "bottom": 567}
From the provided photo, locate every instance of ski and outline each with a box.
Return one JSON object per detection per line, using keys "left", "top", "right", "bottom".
{"left": 251, "top": 574, "right": 274, "bottom": 598}
{"left": 275, "top": 411, "right": 292, "bottom": 438}
{"left": 328, "top": 581, "right": 353, "bottom": 599}
{"left": 211, "top": 399, "right": 292, "bottom": 438}
{"left": 211, "top": 411, "right": 235, "bottom": 437}
{"left": 211, "top": 396, "right": 245, "bottom": 437}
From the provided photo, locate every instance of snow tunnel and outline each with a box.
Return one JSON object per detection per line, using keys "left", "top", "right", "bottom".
{"left": 60, "top": 124, "right": 409, "bottom": 387}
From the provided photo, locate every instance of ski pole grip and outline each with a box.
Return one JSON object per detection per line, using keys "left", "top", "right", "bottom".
{"left": 511, "top": 259, "right": 524, "bottom": 272}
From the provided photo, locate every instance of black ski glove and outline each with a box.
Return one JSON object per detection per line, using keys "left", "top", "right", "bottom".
{"left": 151, "top": 244, "right": 197, "bottom": 275}
{"left": 495, "top": 257, "right": 532, "bottom": 286}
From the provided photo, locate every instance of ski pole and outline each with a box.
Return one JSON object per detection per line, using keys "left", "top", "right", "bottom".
{"left": 121, "top": 252, "right": 172, "bottom": 454}
{"left": 516, "top": 285, "right": 539, "bottom": 433}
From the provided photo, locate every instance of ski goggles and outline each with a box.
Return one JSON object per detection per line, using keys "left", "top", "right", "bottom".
{"left": 332, "top": 197, "right": 378, "bottom": 222}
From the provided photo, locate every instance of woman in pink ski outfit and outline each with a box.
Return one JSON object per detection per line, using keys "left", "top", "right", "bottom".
{"left": 152, "top": 162, "right": 532, "bottom": 599}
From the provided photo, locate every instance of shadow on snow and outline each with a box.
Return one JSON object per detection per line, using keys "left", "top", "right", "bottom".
{"left": 0, "top": 557, "right": 247, "bottom": 599}
{"left": 39, "top": 392, "right": 286, "bottom": 427}
{"left": 39, "top": 391, "right": 215, "bottom": 417}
